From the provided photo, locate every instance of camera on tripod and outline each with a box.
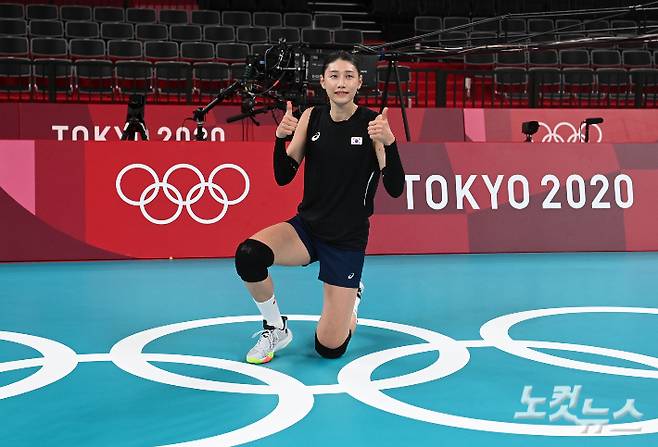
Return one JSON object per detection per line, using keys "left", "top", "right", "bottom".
{"left": 120, "top": 94, "right": 148, "bottom": 141}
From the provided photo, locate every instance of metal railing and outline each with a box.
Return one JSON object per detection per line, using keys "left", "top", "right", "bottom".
{"left": 4, "top": 59, "right": 658, "bottom": 108}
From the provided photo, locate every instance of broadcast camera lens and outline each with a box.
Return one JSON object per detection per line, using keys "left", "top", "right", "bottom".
{"left": 522, "top": 121, "right": 539, "bottom": 135}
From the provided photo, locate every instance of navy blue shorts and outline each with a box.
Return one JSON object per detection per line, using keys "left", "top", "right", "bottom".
{"left": 286, "top": 215, "right": 365, "bottom": 289}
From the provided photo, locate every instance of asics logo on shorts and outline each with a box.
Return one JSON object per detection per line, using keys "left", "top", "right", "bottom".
{"left": 115, "top": 163, "right": 250, "bottom": 225}
{"left": 311, "top": 132, "right": 321, "bottom": 141}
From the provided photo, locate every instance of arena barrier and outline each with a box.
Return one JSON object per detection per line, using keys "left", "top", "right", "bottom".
{"left": 0, "top": 103, "right": 465, "bottom": 143}
{"left": 1, "top": 140, "right": 655, "bottom": 261}
{"left": 6, "top": 102, "right": 658, "bottom": 143}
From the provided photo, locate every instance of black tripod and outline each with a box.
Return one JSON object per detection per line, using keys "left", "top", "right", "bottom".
{"left": 120, "top": 94, "right": 148, "bottom": 141}
{"left": 378, "top": 56, "right": 411, "bottom": 142}
{"left": 120, "top": 117, "right": 148, "bottom": 141}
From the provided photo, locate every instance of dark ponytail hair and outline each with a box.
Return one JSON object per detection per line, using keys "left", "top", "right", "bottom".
{"left": 321, "top": 51, "right": 361, "bottom": 75}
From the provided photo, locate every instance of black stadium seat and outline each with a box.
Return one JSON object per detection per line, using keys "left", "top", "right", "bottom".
{"left": 563, "top": 68, "right": 595, "bottom": 98}
{"left": 108, "top": 40, "right": 142, "bottom": 60}
{"left": 251, "top": 43, "right": 272, "bottom": 56}
{"left": 69, "top": 39, "right": 105, "bottom": 60}
{"left": 444, "top": 17, "right": 469, "bottom": 31}
{"left": 597, "top": 68, "right": 629, "bottom": 98}
{"left": 31, "top": 37, "right": 67, "bottom": 58}
{"left": 144, "top": 41, "right": 178, "bottom": 61}
{"left": 75, "top": 59, "right": 113, "bottom": 94}
{"left": 0, "top": 36, "right": 28, "bottom": 56}
{"left": 155, "top": 61, "right": 192, "bottom": 96}
{"left": 30, "top": 20, "right": 64, "bottom": 38}
{"left": 26, "top": 4, "right": 58, "bottom": 21}
{"left": 33, "top": 59, "right": 73, "bottom": 94}
{"left": 216, "top": 42, "right": 249, "bottom": 62}
{"left": 314, "top": 14, "right": 342, "bottom": 30}
{"left": 116, "top": 60, "right": 153, "bottom": 94}
{"left": 66, "top": 21, "right": 100, "bottom": 39}
{"left": 270, "top": 27, "right": 300, "bottom": 44}
{"left": 135, "top": 24, "right": 168, "bottom": 41}
{"left": 237, "top": 26, "right": 268, "bottom": 45}
{"left": 60, "top": 6, "right": 92, "bottom": 22}
{"left": 591, "top": 49, "right": 621, "bottom": 68}
{"left": 191, "top": 10, "right": 220, "bottom": 26}
{"left": 0, "top": 3, "right": 24, "bottom": 20}
{"left": 528, "top": 50, "right": 558, "bottom": 66}
{"left": 230, "top": 62, "right": 245, "bottom": 80}
{"left": 159, "top": 9, "right": 188, "bottom": 25}
{"left": 623, "top": 50, "right": 652, "bottom": 68}
{"left": 494, "top": 67, "right": 528, "bottom": 98}
{"left": 501, "top": 18, "right": 526, "bottom": 34}
{"left": 222, "top": 11, "right": 251, "bottom": 27}
{"left": 302, "top": 28, "right": 331, "bottom": 44}
{"left": 194, "top": 61, "right": 230, "bottom": 95}
{"left": 414, "top": 16, "right": 442, "bottom": 34}
{"left": 101, "top": 23, "right": 134, "bottom": 40}
{"left": 253, "top": 12, "right": 282, "bottom": 28}
{"left": 0, "top": 19, "right": 27, "bottom": 37}
{"left": 0, "top": 57, "right": 31, "bottom": 92}
{"left": 204, "top": 25, "right": 235, "bottom": 43}
{"left": 170, "top": 25, "right": 202, "bottom": 42}
{"left": 334, "top": 29, "right": 363, "bottom": 45}
{"left": 556, "top": 19, "right": 582, "bottom": 32}
{"left": 559, "top": 49, "right": 590, "bottom": 67}
{"left": 126, "top": 8, "right": 156, "bottom": 24}
{"left": 94, "top": 7, "right": 125, "bottom": 23}
{"left": 181, "top": 42, "right": 215, "bottom": 61}
{"left": 284, "top": 13, "right": 312, "bottom": 29}
{"left": 496, "top": 51, "right": 526, "bottom": 66}
{"left": 471, "top": 17, "right": 498, "bottom": 33}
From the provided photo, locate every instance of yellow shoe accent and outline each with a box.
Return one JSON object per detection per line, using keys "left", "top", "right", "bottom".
{"left": 246, "top": 352, "right": 274, "bottom": 364}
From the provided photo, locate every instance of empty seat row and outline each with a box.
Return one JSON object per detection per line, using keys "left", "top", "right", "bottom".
{"left": 0, "top": 21, "right": 360, "bottom": 44}
{"left": 415, "top": 16, "right": 656, "bottom": 32}
{"left": 0, "top": 57, "right": 248, "bottom": 96}
{"left": 374, "top": 0, "right": 655, "bottom": 20}
{"left": 0, "top": 28, "right": 362, "bottom": 55}
{"left": 465, "top": 49, "right": 658, "bottom": 68}
{"left": 492, "top": 66, "right": 658, "bottom": 97}
{"left": 415, "top": 30, "right": 655, "bottom": 50}
{"left": 0, "top": 5, "right": 337, "bottom": 29}
{"left": 0, "top": 57, "right": 409, "bottom": 98}
{"left": 0, "top": 38, "right": 260, "bottom": 62}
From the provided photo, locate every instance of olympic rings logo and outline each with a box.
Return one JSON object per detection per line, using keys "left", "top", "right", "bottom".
{"left": 538, "top": 121, "right": 603, "bottom": 143}
{"left": 115, "top": 163, "right": 250, "bottom": 225}
{"left": 2, "top": 306, "right": 657, "bottom": 446}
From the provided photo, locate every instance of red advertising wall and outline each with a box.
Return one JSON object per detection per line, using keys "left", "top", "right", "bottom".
{"left": 1, "top": 103, "right": 465, "bottom": 142}
{"left": 2, "top": 140, "right": 657, "bottom": 262}
{"left": 8, "top": 102, "right": 658, "bottom": 143}
{"left": 464, "top": 108, "right": 658, "bottom": 143}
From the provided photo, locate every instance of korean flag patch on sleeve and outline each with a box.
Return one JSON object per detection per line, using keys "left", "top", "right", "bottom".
{"left": 350, "top": 136, "right": 363, "bottom": 145}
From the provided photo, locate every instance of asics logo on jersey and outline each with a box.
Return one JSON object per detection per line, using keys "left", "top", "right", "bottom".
{"left": 311, "top": 132, "right": 321, "bottom": 141}
{"left": 348, "top": 273, "right": 355, "bottom": 279}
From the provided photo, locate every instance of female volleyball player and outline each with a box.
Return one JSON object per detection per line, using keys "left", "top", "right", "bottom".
{"left": 234, "top": 51, "right": 405, "bottom": 364}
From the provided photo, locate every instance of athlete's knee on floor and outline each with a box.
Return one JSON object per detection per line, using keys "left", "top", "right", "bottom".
{"left": 234, "top": 239, "right": 274, "bottom": 282}
{"left": 315, "top": 331, "right": 352, "bottom": 359}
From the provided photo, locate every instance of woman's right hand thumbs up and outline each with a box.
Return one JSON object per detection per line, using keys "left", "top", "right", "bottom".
{"left": 276, "top": 101, "right": 299, "bottom": 138}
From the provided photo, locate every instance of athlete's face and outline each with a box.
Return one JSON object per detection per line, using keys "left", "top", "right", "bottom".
{"left": 320, "top": 59, "right": 362, "bottom": 106}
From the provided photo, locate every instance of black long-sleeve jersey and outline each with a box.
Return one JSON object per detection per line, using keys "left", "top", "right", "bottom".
{"left": 284, "top": 105, "right": 404, "bottom": 250}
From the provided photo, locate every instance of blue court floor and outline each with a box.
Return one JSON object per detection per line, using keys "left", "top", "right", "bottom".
{"left": 1, "top": 252, "right": 658, "bottom": 446}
